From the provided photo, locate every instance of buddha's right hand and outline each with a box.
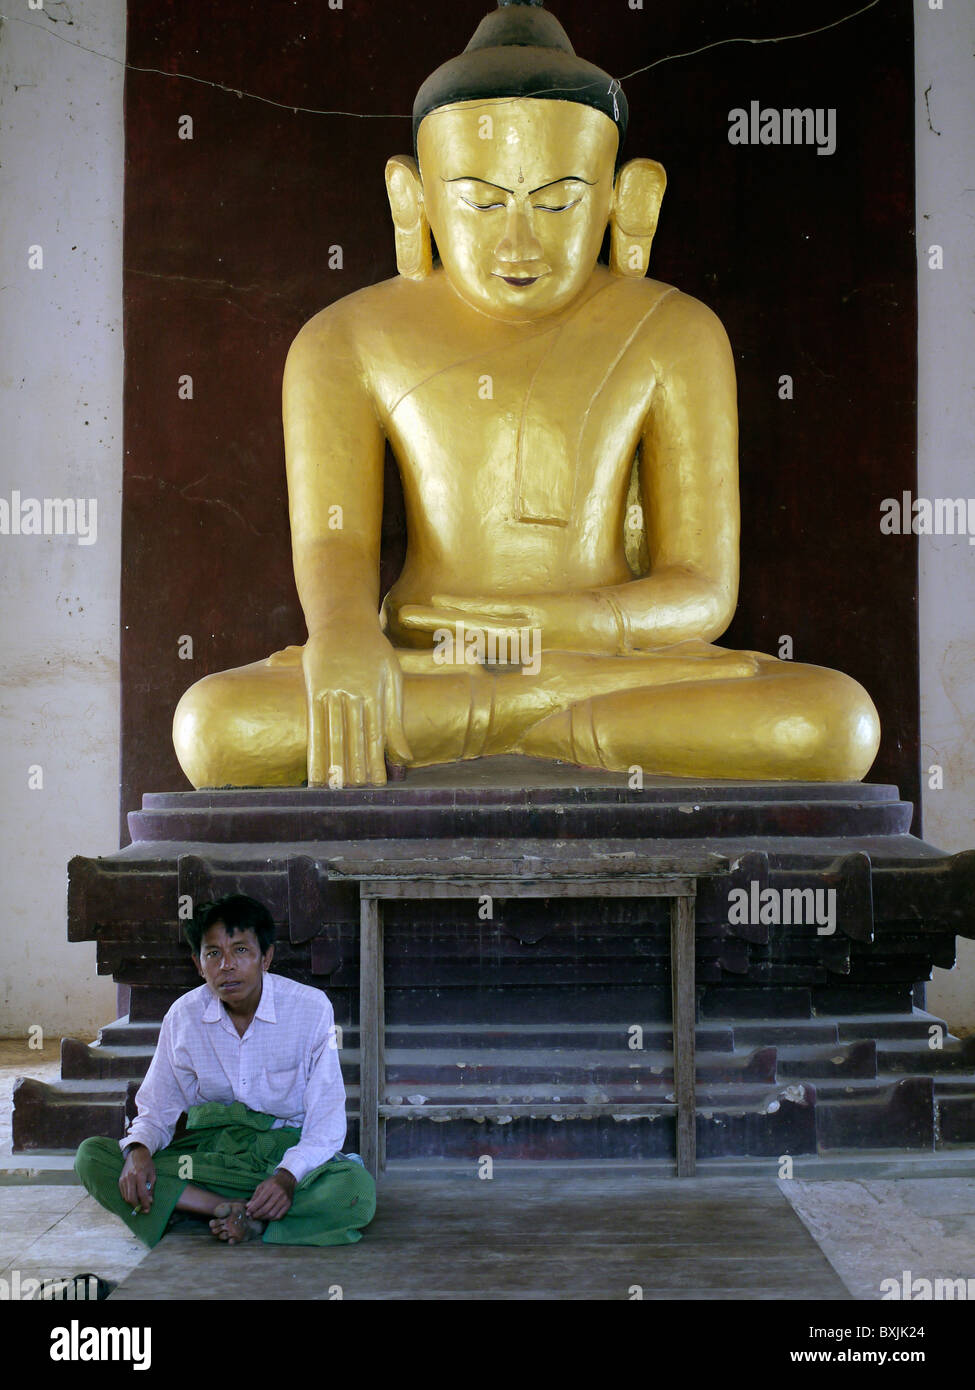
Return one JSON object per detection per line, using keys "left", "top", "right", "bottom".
{"left": 302, "top": 627, "right": 413, "bottom": 787}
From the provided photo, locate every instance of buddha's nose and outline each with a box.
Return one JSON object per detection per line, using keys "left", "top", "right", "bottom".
{"left": 496, "top": 203, "right": 543, "bottom": 265}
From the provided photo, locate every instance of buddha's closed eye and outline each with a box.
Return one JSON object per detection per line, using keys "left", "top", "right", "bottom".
{"left": 531, "top": 180, "right": 589, "bottom": 212}
{"left": 450, "top": 177, "right": 587, "bottom": 214}
{"left": 459, "top": 194, "right": 581, "bottom": 214}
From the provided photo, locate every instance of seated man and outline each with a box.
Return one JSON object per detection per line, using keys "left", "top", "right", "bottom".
{"left": 75, "top": 895, "right": 375, "bottom": 1248}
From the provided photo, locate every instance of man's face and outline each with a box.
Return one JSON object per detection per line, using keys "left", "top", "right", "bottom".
{"left": 194, "top": 923, "right": 272, "bottom": 1014}
{"left": 418, "top": 98, "right": 618, "bottom": 322}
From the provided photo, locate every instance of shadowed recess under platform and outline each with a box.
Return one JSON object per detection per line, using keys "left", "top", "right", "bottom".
{"left": 108, "top": 1171, "right": 850, "bottom": 1301}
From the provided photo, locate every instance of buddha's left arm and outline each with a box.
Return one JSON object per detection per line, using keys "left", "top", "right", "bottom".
{"left": 604, "top": 291, "right": 740, "bottom": 650}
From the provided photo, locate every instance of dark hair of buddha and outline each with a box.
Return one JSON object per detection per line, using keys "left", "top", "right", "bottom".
{"left": 413, "top": 0, "right": 629, "bottom": 160}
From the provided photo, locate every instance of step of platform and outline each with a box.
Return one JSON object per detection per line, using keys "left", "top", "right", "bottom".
{"left": 62, "top": 1038, "right": 779, "bottom": 1086}
{"left": 877, "top": 1037, "right": 975, "bottom": 1072}
{"left": 381, "top": 1097, "right": 818, "bottom": 1160}
{"left": 813, "top": 1076, "right": 934, "bottom": 1151}
{"left": 90, "top": 1011, "right": 954, "bottom": 1051}
{"left": 775, "top": 1040, "right": 877, "bottom": 1079}
{"left": 381, "top": 1046, "right": 780, "bottom": 1088}
{"left": 18, "top": 1011, "right": 975, "bottom": 1157}
{"left": 61, "top": 1040, "right": 154, "bottom": 1081}
{"left": 836, "top": 1013, "right": 950, "bottom": 1041}
{"left": 16, "top": 1068, "right": 975, "bottom": 1157}
{"left": 61, "top": 1026, "right": 944, "bottom": 1090}
{"left": 935, "top": 1089, "right": 975, "bottom": 1146}
{"left": 128, "top": 782, "right": 915, "bottom": 845}
{"left": 11, "top": 1077, "right": 132, "bottom": 1151}
{"left": 96, "top": 1020, "right": 164, "bottom": 1048}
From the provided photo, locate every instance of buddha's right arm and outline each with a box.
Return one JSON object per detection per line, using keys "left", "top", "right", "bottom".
{"left": 283, "top": 310, "right": 386, "bottom": 635}
{"left": 282, "top": 309, "right": 412, "bottom": 783}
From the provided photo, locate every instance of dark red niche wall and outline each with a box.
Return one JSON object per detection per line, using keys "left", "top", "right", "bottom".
{"left": 121, "top": 0, "right": 918, "bottom": 839}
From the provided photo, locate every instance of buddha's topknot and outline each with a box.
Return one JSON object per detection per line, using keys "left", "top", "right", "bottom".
{"left": 412, "top": 1, "right": 628, "bottom": 160}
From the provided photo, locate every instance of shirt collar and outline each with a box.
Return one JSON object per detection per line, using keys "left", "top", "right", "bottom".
{"left": 201, "top": 971, "right": 277, "bottom": 1025}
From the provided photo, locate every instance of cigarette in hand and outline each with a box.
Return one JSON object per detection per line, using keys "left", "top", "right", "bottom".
{"left": 131, "top": 1181, "right": 152, "bottom": 1214}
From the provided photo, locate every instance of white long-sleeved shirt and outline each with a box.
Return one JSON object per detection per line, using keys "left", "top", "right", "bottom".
{"left": 120, "top": 972, "right": 347, "bottom": 1183}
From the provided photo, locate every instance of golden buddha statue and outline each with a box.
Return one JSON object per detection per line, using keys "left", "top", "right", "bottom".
{"left": 173, "top": 0, "right": 880, "bottom": 790}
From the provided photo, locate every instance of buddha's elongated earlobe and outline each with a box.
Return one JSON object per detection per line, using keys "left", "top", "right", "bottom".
{"left": 609, "top": 158, "right": 667, "bottom": 278}
{"left": 385, "top": 155, "right": 433, "bottom": 281}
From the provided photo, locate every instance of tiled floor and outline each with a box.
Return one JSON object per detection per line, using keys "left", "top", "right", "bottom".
{"left": 0, "top": 1039, "right": 150, "bottom": 1291}
{"left": 5, "top": 1039, "right": 975, "bottom": 1299}
{"left": 781, "top": 1178, "right": 975, "bottom": 1300}
{"left": 0, "top": 1183, "right": 148, "bottom": 1291}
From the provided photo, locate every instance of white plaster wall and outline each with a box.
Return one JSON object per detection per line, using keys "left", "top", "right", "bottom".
{"left": 0, "top": 0, "right": 124, "bottom": 1036}
{"left": 0, "top": 1, "right": 972, "bottom": 1039}
{"left": 917, "top": 1, "right": 975, "bottom": 1031}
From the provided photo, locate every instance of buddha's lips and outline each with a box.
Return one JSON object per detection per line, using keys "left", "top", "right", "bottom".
{"left": 499, "top": 275, "right": 541, "bottom": 287}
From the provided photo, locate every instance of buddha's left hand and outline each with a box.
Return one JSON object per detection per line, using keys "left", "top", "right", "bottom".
{"left": 398, "top": 592, "right": 622, "bottom": 654}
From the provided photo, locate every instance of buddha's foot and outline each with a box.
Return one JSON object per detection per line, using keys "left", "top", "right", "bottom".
{"left": 516, "top": 657, "right": 881, "bottom": 781}
{"left": 208, "top": 1202, "right": 266, "bottom": 1245}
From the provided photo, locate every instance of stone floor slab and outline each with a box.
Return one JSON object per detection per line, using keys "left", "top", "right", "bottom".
{"left": 781, "top": 1178, "right": 975, "bottom": 1300}
{"left": 0, "top": 1190, "right": 147, "bottom": 1291}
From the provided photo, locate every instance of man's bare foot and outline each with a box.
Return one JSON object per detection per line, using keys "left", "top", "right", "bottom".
{"left": 208, "top": 1202, "right": 266, "bottom": 1245}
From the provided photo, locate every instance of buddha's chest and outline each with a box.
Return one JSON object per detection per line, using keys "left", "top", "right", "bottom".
{"left": 382, "top": 324, "right": 653, "bottom": 528}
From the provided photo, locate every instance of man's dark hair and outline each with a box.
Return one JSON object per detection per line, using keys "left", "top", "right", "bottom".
{"left": 183, "top": 894, "right": 276, "bottom": 956}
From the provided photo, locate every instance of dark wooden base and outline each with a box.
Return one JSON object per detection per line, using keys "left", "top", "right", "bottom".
{"left": 13, "top": 762, "right": 975, "bottom": 1161}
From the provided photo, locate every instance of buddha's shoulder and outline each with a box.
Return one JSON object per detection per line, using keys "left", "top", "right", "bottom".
{"left": 288, "top": 275, "right": 439, "bottom": 351}
{"left": 605, "top": 273, "right": 730, "bottom": 337}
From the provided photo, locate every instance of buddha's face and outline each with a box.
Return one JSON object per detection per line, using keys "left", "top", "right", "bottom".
{"left": 417, "top": 98, "right": 618, "bottom": 322}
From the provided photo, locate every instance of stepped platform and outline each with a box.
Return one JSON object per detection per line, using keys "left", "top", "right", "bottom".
{"left": 12, "top": 760, "right": 975, "bottom": 1165}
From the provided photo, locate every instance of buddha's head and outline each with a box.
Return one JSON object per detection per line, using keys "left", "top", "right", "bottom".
{"left": 386, "top": 0, "right": 666, "bottom": 322}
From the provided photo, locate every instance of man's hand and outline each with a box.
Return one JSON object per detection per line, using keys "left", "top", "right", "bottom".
{"left": 119, "top": 1144, "right": 156, "bottom": 1214}
{"left": 246, "top": 1169, "right": 297, "bottom": 1222}
{"left": 303, "top": 626, "right": 412, "bottom": 786}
